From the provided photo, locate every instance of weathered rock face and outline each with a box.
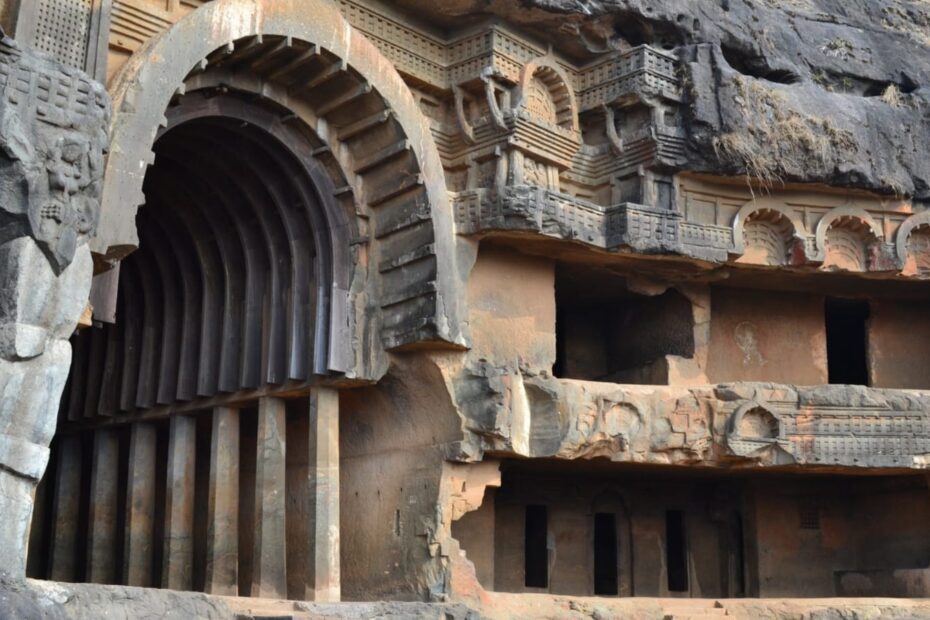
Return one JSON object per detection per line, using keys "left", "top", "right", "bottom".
{"left": 394, "top": 0, "right": 930, "bottom": 198}
{"left": 0, "top": 29, "right": 109, "bottom": 576}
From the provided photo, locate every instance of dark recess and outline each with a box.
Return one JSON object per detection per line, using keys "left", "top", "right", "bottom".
{"left": 525, "top": 505, "right": 549, "bottom": 588}
{"left": 594, "top": 512, "right": 619, "bottom": 595}
{"left": 666, "top": 509, "right": 689, "bottom": 592}
{"left": 825, "top": 298, "right": 870, "bottom": 386}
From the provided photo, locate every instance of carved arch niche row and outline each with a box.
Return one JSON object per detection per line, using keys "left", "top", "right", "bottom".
{"left": 732, "top": 200, "right": 930, "bottom": 276}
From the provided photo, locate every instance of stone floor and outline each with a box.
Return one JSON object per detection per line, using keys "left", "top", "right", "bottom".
{"left": 5, "top": 577, "right": 930, "bottom": 619}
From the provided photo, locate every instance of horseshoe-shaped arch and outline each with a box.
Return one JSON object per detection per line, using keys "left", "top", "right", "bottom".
{"left": 93, "top": 0, "right": 467, "bottom": 382}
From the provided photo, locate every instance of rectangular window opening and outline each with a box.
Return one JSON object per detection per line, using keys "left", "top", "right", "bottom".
{"left": 666, "top": 509, "right": 689, "bottom": 593}
{"left": 593, "top": 512, "right": 619, "bottom": 595}
{"left": 825, "top": 298, "right": 870, "bottom": 386}
{"left": 524, "top": 505, "right": 548, "bottom": 588}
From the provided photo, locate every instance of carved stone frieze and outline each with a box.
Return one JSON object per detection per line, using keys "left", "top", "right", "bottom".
{"left": 449, "top": 367, "right": 930, "bottom": 470}
{"left": 0, "top": 33, "right": 109, "bottom": 272}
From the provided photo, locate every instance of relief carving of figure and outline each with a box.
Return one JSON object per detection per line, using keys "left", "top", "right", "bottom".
{"left": 0, "top": 29, "right": 109, "bottom": 575}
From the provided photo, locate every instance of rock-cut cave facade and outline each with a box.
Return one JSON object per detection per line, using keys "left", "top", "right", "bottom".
{"left": 3, "top": 0, "right": 930, "bottom": 617}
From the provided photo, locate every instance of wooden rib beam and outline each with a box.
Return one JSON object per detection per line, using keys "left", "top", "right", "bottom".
{"left": 354, "top": 140, "right": 410, "bottom": 174}
{"left": 338, "top": 109, "right": 394, "bottom": 141}
{"left": 292, "top": 60, "right": 345, "bottom": 95}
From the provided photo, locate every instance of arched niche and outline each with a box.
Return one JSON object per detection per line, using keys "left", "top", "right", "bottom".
{"left": 815, "top": 209, "right": 883, "bottom": 272}
{"left": 514, "top": 57, "right": 579, "bottom": 132}
{"left": 896, "top": 210, "right": 930, "bottom": 276}
{"left": 731, "top": 199, "right": 806, "bottom": 265}
{"left": 65, "top": 92, "right": 351, "bottom": 417}
{"left": 94, "top": 0, "right": 467, "bottom": 370}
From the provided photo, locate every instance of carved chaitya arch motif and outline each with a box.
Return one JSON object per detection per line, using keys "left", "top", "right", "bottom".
{"left": 895, "top": 210, "right": 930, "bottom": 276}
{"left": 514, "top": 58, "right": 578, "bottom": 131}
{"left": 726, "top": 402, "right": 789, "bottom": 461}
{"left": 905, "top": 227, "right": 930, "bottom": 276}
{"left": 817, "top": 211, "right": 882, "bottom": 272}
{"left": 526, "top": 76, "right": 558, "bottom": 124}
{"left": 738, "top": 210, "right": 796, "bottom": 266}
{"left": 731, "top": 199, "right": 806, "bottom": 265}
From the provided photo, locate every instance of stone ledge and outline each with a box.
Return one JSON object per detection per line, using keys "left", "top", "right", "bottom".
{"left": 8, "top": 577, "right": 930, "bottom": 620}
{"left": 0, "top": 576, "right": 478, "bottom": 620}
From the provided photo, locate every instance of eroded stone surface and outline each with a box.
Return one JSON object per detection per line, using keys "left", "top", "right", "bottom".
{"left": 0, "top": 27, "right": 109, "bottom": 578}
{"left": 448, "top": 367, "right": 930, "bottom": 469}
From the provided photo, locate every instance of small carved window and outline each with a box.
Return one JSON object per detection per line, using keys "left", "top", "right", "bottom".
{"left": 799, "top": 502, "right": 820, "bottom": 530}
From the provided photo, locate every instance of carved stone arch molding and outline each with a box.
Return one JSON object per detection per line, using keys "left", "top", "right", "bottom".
{"left": 814, "top": 208, "right": 884, "bottom": 272}
{"left": 731, "top": 198, "right": 806, "bottom": 265}
{"left": 896, "top": 210, "right": 930, "bottom": 276}
{"left": 95, "top": 0, "right": 466, "bottom": 379}
{"left": 514, "top": 57, "right": 579, "bottom": 132}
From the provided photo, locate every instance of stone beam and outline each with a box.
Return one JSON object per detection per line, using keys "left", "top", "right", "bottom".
{"left": 251, "top": 398, "right": 287, "bottom": 599}
{"left": 309, "top": 387, "right": 341, "bottom": 602}
{"left": 205, "top": 407, "right": 239, "bottom": 596}
{"left": 123, "top": 423, "right": 157, "bottom": 587}
{"left": 86, "top": 430, "right": 119, "bottom": 584}
{"left": 451, "top": 369, "right": 930, "bottom": 469}
{"left": 48, "top": 436, "right": 82, "bottom": 582}
{"left": 163, "top": 416, "right": 196, "bottom": 591}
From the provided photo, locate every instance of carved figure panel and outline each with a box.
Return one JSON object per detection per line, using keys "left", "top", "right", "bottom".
{"left": 524, "top": 157, "right": 548, "bottom": 187}
{"left": 0, "top": 34, "right": 109, "bottom": 272}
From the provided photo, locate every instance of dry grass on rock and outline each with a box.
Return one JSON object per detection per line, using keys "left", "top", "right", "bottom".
{"left": 712, "top": 77, "right": 856, "bottom": 190}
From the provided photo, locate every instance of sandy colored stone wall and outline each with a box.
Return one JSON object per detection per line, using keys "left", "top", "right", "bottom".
{"left": 465, "top": 246, "right": 555, "bottom": 373}
{"left": 707, "top": 288, "right": 828, "bottom": 385}
{"left": 869, "top": 299, "right": 930, "bottom": 389}
{"left": 338, "top": 355, "right": 465, "bottom": 601}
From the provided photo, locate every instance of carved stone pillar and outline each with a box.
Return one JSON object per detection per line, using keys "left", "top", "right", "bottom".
{"left": 0, "top": 28, "right": 110, "bottom": 576}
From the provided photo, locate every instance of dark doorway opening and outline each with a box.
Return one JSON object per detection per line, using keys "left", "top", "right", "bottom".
{"left": 825, "top": 298, "right": 870, "bottom": 385}
{"left": 594, "top": 512, "right": 619, "bottom": 595}
{"left": 730, "top": 512, "right": 745, "bottom": 597}
{"left": 524, "top": 505, "right": 548, "bottom": 588}
{"left": 666, "top": 509, "right": 688, "bottom": 592}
